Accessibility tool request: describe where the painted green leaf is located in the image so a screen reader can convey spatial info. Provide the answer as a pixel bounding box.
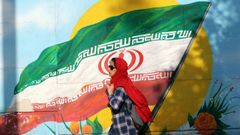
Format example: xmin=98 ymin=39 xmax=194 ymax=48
xmin=60 ymin=114 xmax=74 ymax=135
xmin=44 ymin=124 xmax=56 ymax=135
xmin=86 ymin=118 xmax=98 ymax=134
xmin=86 ymin=117 xmax=103 ymax=134
xmin=188 ymin=113 xmax=194 ymax=127
xmin=94 ymin=117 xmax=103 ymax=134
xmin=213 ymin=129 xmax=227 ymax=135
xmin=86 ymin=118 xmax=95 ymax=127
xmin=217 ymin=119 xmax=230 ymax=129
xmin=79 ymin=121 xmax=83 ymax=134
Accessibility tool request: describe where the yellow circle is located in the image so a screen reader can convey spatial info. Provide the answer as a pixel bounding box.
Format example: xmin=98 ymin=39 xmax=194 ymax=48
xmin=71 ymin=0 xmax=212 ymax=132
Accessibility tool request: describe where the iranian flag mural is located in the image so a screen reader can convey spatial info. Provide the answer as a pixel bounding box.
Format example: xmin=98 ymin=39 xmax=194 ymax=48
xmin=0 ymin=1 xmax=210 ymax=134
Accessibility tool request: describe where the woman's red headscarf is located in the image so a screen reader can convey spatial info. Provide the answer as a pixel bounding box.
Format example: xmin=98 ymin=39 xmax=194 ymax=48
xmin=110 ymin=58 xmax=152 ymax=122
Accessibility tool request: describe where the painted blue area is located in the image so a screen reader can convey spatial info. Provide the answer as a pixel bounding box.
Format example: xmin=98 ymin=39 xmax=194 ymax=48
xmin=26 ymin=121 xmax=87 ymax=135
xmin=15 ymin=0 xmax=98 ymax=68
xmin=6 ymin=0 xmax=95 ymax=134
xmin=0 ymin=0 xmax=97 ymax=111
xmin=178 ymin=0 xmax=240 ymax=129
xmin=203 ymin=0 xmax=240 ymax=79
xmin=202 ymin=0 xmax=240 ymax=128
xmin=25 ymin=122 xmax=57 ymax=135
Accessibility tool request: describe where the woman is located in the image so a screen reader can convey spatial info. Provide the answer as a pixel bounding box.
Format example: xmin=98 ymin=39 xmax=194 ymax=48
xmin=106 ymin=57 xmax=152 ymax=135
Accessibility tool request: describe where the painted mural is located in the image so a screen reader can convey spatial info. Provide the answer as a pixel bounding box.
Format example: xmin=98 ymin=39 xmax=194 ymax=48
xmin=0 ymin=0 xmax=240 ymax=135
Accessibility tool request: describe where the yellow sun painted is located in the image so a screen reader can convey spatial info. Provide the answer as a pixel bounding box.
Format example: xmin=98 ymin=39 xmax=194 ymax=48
xmin=71 ymin=0 xmax=212 ymax=132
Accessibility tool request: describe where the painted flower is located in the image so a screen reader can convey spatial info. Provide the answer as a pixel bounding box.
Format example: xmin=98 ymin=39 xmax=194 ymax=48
xmin=82 ymin=124 xmax=92 ymax=134
xmin=188 ymin=81 xmax=234 ymax=135
xmin=69 ymin=121 xmax=80 ymax=135
xmin=194 ymin=112 xmax=217 ymax=135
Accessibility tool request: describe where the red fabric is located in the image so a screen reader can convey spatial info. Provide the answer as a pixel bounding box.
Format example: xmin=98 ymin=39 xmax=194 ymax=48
xmin=110 ymin=58 xmax=152 ymax=122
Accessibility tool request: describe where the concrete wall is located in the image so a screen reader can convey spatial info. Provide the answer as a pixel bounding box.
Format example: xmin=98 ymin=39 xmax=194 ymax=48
xmin=0 ymin=0 xmax=240 ymax=134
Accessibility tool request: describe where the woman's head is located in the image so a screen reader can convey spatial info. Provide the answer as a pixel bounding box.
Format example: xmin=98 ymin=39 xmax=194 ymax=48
xmin=108 ymin=57 xmax=128 ymax=78
xmin=108 ymin=58 xmax=117 ymax=77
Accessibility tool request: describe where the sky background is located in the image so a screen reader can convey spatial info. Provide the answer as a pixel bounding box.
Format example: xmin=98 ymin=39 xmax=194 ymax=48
xmin=0 ymin=0 xmax=240 ymax=133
